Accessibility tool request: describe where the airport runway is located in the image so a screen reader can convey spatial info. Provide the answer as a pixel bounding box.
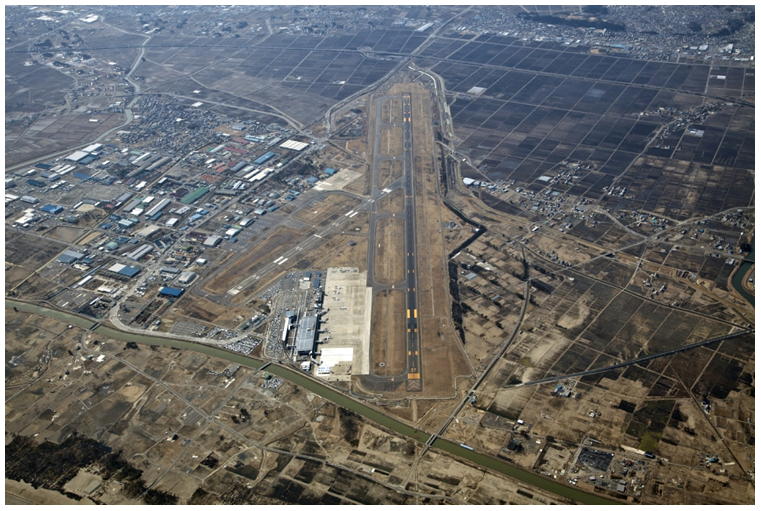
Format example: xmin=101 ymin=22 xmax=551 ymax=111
xmin=365 ymin=92 xmax=421 ymax=391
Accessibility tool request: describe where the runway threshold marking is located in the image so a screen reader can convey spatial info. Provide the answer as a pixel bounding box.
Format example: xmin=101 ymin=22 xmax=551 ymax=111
xmin=278 ymin=258 xmax=288 ymax=265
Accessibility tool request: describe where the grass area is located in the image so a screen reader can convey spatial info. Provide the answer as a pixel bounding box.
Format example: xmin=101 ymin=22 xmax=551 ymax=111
xmin=519 ymin=357 xmax=534 ymax=367
xmin=638 ymin=431 xmax=662 ymax=452
xmin=625 ymin=421 xmax=647 ymax=438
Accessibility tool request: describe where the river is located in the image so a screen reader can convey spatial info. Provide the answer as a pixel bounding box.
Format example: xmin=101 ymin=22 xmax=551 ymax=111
xmin=6 ymin=299 xmax=619 ymax=505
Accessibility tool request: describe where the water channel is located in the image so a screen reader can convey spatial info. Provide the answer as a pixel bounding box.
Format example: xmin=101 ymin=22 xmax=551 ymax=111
xmin=731 ymin=238 xmax=755 ymax=306
xmin=6 ymin=299 xmax=619 ymax=505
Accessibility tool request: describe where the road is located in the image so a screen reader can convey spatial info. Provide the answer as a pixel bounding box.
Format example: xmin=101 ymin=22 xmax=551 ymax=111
xmin=403 ymin=276 xmax=532 ymax=486
xmin=508 ymin=327 xmax=755 ymax=388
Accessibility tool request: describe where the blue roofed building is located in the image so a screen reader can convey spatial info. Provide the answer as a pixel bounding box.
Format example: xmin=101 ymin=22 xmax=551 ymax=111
xmin=159 ymin=286 xmax=183 ymax=297
xmin=253 ymin=152 xmax=276 ymax=165
xmin=324 ymin=168 xmax=337 ymax=176
xmin=41 ymin=204 xmax=64 ymax=214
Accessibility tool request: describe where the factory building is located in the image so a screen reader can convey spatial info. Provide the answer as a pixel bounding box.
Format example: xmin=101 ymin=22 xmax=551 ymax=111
xmin=159 ymin=287 xmax=183 ymax=298
xmin=57 ymin=249 xmax=86 ymax=264
xmin=103 ymin=263 xmax=141 ymax=279
xmin=280 ymin=140 xmax=309 ymax=152
xmin=145 ymin=198 xmax=171 ymax=218
xmin=135 ymin=225 xmax=161 ymax=238
xmin=124 ymin=244 xmax=153 ymax=261
xmin=178 ymin=271 xmax=196 ymax=285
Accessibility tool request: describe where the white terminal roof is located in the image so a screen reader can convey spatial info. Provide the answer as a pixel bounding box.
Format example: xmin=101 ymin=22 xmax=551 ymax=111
xmin=280 ymin=139 xmax=309 ymax=151
xmin=109 ymin=263 xmax=126 ymax=272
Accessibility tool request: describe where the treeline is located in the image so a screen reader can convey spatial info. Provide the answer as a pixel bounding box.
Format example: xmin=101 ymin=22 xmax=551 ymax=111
xmin=6 ymin=433 xmax=178 ymax=505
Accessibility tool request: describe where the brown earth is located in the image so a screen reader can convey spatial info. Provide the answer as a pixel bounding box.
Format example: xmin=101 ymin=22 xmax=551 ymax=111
xmin=370 ymin=289 xmax=407 ymax=376
xmin=373 ymin=216 xmax=405 ymax=285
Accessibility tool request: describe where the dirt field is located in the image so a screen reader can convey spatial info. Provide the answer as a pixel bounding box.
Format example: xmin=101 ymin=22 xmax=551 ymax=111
xmin=381 ymin=98 xmax=402 ymax=124
xmin=379 ymin=127 xmax=402 ymax=157
xmin=377 ymin=159 xmax=403 ymax=189
xmin=173 ymin=295 xmax=252 ymax=328
xmin=370 ymin=289 xmax=406 ymax=376
xmin=5 ymin=229 xmax=68 ymax=292
xmin=377 ymin=189 xmax=404 ymax=214
xmin=293 ymin=194 xmax=361 ymax=227
xmin=373 ymin=216 xmax=405 ymax=285
xmin=44 ymin=225 xmax=87 ymax=243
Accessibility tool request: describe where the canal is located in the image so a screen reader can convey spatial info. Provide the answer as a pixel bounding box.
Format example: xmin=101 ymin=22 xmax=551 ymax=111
xmin=731 ymin=238 xmax=755 ymax=307
xmin=7 ymin=299 xmax=620 ymax=505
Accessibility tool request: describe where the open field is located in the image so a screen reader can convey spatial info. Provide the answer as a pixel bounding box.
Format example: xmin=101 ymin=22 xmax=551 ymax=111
xmin=44 ymin=226 xmax=87 ymax=244
xmin=377 ymin=188 xmax=404 ymax=214
xmin=5 ymin=230 xmax=68 ymax=292
xmin=373 ymin=217 xmax=405 ymax=285
xmin=370 ymin=289 xmax=406 ymax=376
xmin=381 ymin=98 xmax=403 ymax=124
xmin=377 ymin=159 xmax=403 ymax=189
xmin=379 ymin=127 xmax=402 ymax=157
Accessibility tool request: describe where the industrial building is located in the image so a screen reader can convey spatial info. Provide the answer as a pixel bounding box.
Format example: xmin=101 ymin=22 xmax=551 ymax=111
xmin=296 ymin=315 xmax=318 ymax=355
xmin=280 ymin=139 xmax=309 ymax=152
xmin=104 ymin=263 xmax=141 ymax=278
xmin=204 ymin=235 xmax=222 ymax=247
xmin=124 ymin=243 xmax=153 ymax=261
xmin=57 ymin=250 xmax=86 ymax=264
xmin=253 ymin=152 xmax=276 ymax=165
xmin=180 ymin=186 xmax=209 ymax=204
xmin=159 ymin=287 xmax=183 ymax=298
xmin=178 ymin=271 xmax=196 ymax=285
xmin=65 ymin=150 xmax=89 ymax=163
xmin=145 ymin=198 xmax=171 ymax=218
xmin=135 ymin=225 xmax=161 ymax=238
xmin=40 ymin=204 xmax=64 ymax=214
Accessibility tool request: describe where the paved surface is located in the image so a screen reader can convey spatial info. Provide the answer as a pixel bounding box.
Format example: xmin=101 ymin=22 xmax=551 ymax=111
xmin=363 ymin=92 xmax=421 ymax=391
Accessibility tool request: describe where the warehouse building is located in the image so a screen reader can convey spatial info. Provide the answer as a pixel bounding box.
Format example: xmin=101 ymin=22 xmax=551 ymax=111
xmin=124 ymin=244 xmax=153 ymax=261
xmin=253 ymin=152 xmax=276 ymax=165
xmin=280 ymin=140 xmax=309 ymax=152
xmin=180 ymin=186 xmax=209 ymax=205
xmin=135 ymin=225 xmax=161 ymax=238
xmin=104 ymin=263 xmax=141 ymax=279
xmin=159 ymin=287 xmax=183 ymax=298
xmin=178 ymin=271 xmax=196 ymax=285
xmin=57 ymin=249 xmax=86 ymax=264
xmin=65 ymin=150 xmax=89 ymax=163
xmin=41 ymin=204 xmax=64 ymax=214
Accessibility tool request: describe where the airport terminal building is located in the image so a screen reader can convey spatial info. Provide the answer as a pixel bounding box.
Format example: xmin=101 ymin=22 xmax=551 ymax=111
xmin=296 ymin=315 xmax=317 ymax=355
